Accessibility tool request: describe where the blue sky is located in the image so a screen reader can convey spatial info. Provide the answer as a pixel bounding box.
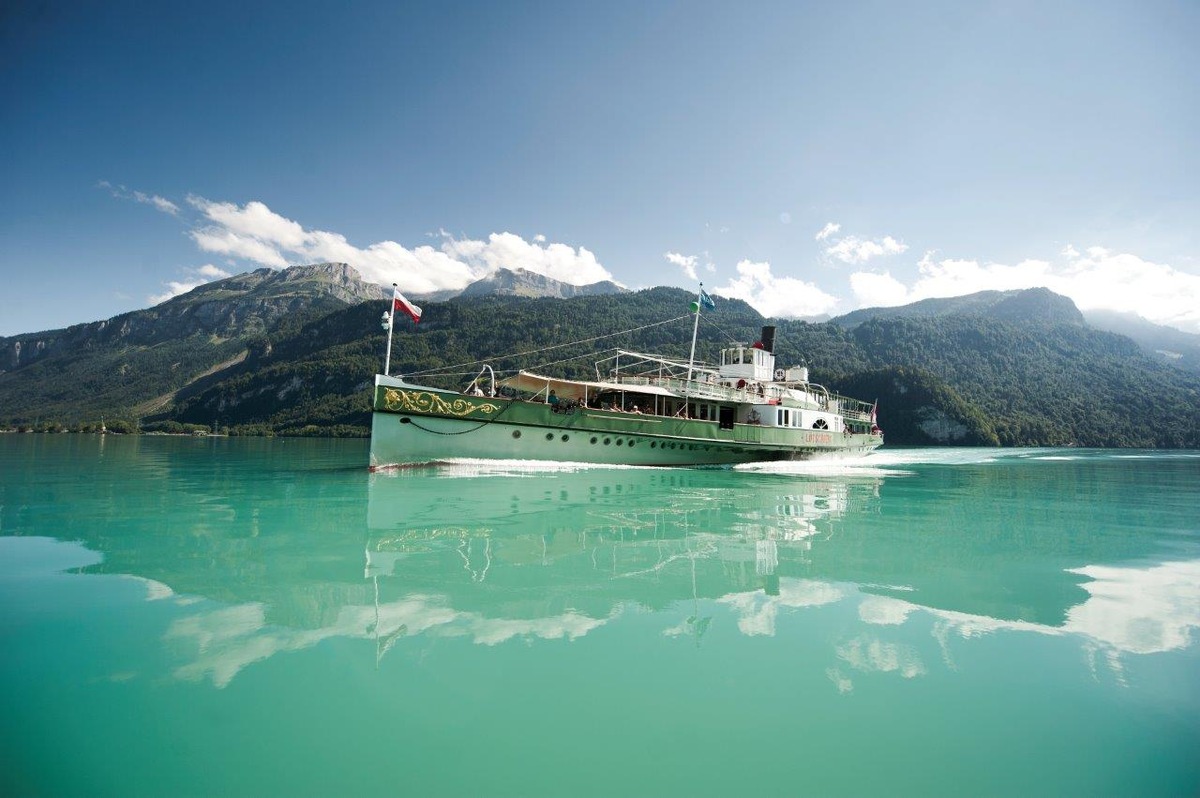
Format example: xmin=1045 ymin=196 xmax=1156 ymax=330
xmin=2 ymin=0 xmax=1198 ymax=336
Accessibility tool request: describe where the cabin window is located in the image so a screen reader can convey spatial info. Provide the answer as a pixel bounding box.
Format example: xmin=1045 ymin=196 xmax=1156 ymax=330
xmin=813 ymin=418 xmax=828 ymax=430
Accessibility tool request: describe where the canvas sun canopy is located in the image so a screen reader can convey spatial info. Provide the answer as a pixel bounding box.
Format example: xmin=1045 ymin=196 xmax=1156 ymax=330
xmin=498 ymin=370 xmax=680 ymax=402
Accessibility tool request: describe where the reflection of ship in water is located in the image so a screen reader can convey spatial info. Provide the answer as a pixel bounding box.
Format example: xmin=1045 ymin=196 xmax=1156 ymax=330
xmin=356 ymin=467 xmax=880 ymax=663
xmin=366 ymin=466 xmax=870 ymax=613
xmin=35 ymin=447 xmax=1195 ymax=687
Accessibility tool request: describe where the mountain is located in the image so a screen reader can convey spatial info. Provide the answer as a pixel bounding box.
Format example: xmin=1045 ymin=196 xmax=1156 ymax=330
xmin=159 ymin=286 xmax=1200 ymax=447
xmin=415 ymin=268 xmax=627 ymax=302
xmin=0 ymin=263 xmax=388 ymax=423
xmin=1083 ymin=309 xmax=1200 ymax=374
xmin=831 ymin=287 xmax=1086 ymax=328
xmin=3 ymin=279 xmax=1198 ymax=448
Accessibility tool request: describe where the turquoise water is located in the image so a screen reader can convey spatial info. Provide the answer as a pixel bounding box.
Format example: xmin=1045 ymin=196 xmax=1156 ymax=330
xmin=1 ymin=435 xmax=1198 ymax=796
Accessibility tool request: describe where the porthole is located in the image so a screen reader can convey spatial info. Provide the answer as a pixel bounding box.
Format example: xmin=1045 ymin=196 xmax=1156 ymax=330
xmin=561 ymin=434 xmax=569 ymax=442
xmin=603 ymin=437 xmax=611 ymax=445
xmin=590 ymin=437 xmax=598 ymax=444
xmin=615 ymin=439 xmax=623 ymax=446
xmin=650 ymin=442 xmax=657 ymax=448
xmin=628 ymin=441 xmax=636 ymax=448
xmin=545 ymin=432 xmax=554 ymax=441
xmin=512 ymin=430 xmax=522 ymax=439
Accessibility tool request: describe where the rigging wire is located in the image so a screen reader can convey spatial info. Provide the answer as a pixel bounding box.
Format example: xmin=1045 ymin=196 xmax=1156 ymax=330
xmin=404 ymin=314 xmax=692 ymax=377
xmin=697 ymin=314 xmax=752 ymax=349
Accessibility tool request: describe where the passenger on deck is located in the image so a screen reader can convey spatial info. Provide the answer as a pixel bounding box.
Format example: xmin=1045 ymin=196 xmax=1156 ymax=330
xmin=548 ymin=390 xmax=560 ymax=407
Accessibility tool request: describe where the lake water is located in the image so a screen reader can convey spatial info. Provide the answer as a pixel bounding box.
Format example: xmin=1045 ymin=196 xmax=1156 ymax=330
xmin=1 ymin=435 xmax=1197 ymax=796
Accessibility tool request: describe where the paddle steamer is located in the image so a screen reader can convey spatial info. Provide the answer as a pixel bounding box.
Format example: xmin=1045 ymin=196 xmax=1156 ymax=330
xmin=369 ymin=289 xmax=882 ymax=468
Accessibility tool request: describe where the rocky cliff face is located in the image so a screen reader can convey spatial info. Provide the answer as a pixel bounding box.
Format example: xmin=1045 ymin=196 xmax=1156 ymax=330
xmin=418 ymin=268 xmax=627 ymax=302
xmin=1 ymin=263 xmax=389 ymax=372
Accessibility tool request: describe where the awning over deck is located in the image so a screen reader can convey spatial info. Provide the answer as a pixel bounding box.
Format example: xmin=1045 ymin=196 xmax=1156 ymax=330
xmin=498 ymin=370 xmax=680 ymax=402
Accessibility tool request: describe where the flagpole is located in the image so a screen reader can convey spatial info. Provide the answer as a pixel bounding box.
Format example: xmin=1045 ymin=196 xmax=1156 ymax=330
xmin=685 ymin=283 xmax=704 ymax=389
xmin=383 ymin=283 xmax=397 ymax=376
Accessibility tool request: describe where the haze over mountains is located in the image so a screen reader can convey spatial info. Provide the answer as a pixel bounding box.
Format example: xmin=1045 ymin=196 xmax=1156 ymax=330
xmin=1 ymin=263 xmax=1197 ymax=447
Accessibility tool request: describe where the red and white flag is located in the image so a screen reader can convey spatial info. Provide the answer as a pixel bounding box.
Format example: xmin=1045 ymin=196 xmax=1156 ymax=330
xmin=393 ymin=290 xmax=422 ymax=324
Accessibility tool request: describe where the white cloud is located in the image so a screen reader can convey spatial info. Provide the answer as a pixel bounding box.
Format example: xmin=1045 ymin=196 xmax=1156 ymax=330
xmin=99 ymin=181 xmax=179 ymax=215
xmin=196 ymin=264 xmax=231 ymax=279
xmin=714 ymin=259 xmax=840 ymax=318
xmin=179 ymin=196 xmax=619 ymax=295
xmin=826 ymin=234 xmax=908 ymax=265
xmin=814 ymin=222 xmax=841 ymax=241
xmin=133 ymin=191 xmax=179 ymax=215
xmin=148 ymin=263 xmax=233 ymax=305
xmin=1058 ymin=246 xmax=1200 ymax=332
xmin=189 ymin=227 xmax=291 ymax=268
xmin=664 ymin=251 xmax=698 ymax=281
xmin=848 ymin=270 xmax=910 ymax=308
xmin=861 ymin=246 xmax=1200 ymax=333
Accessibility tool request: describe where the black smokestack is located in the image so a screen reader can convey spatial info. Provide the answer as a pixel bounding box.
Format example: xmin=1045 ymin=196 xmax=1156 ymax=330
xmin=760 ymin=325 xmax=776 ymax=353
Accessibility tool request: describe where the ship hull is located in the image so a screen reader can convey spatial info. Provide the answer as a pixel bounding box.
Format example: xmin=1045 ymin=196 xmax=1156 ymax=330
xmin=369 ymin=378 xmax=881 ymax=469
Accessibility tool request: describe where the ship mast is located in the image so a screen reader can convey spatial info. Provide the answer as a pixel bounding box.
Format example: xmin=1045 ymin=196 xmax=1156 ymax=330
xmin=685 ymin=283 xmax=705 ymax=390
xmin=382 ymin=283 xmax=397 ymax=376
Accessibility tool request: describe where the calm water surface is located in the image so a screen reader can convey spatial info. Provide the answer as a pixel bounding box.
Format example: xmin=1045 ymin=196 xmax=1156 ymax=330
xmin=1 ymin=435 xmax=1198 ymax=796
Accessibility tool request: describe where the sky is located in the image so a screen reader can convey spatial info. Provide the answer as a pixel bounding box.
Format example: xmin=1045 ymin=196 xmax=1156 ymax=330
xmin=2 ymin=0 xmax=1198 ymax=336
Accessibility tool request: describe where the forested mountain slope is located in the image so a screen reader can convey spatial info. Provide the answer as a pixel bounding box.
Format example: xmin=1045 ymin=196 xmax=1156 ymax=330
xmin=0 ymin=263 xmax=386 ymax=422
xmin=4 ymin=279 xmax=1197 ymax=447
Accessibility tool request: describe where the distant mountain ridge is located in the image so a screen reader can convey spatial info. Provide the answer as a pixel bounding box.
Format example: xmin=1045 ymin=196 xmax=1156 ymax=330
xmin=0 ymin=262 xmax=388 ymax=420
xmin=831 ymin=287 xmax=1086 ymax=328
xmin=2 ymin=262 xmax=387 ymax=370
xmin=415 ymin=268 xmax=627 ymax=302
xmin=2 ymin=274 xmax=1198 ymax=448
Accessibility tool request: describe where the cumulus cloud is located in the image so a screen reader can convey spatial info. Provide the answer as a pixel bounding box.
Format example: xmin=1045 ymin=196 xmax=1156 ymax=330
xmin=848 ymin=270 xmax=909 ymax=308
xmin=148 ymin=263 xmax=233 ymax=304
xmin=814 ymin=222 xmax=840 ymax=241
xmin=1059 ymin=246 xmax=1200 ymax=332
xmin=714 ymin=259 xmax=840 ymax=318
xmin=849 ymin=246 xmax=1200 ymax=332
xmin=826 ymin=234 xmax=908 ymax=265
xmin=180 ymin=196 xmax=618 ymax=295
xmin=664 ymin=251 xmax=698 ymax=281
